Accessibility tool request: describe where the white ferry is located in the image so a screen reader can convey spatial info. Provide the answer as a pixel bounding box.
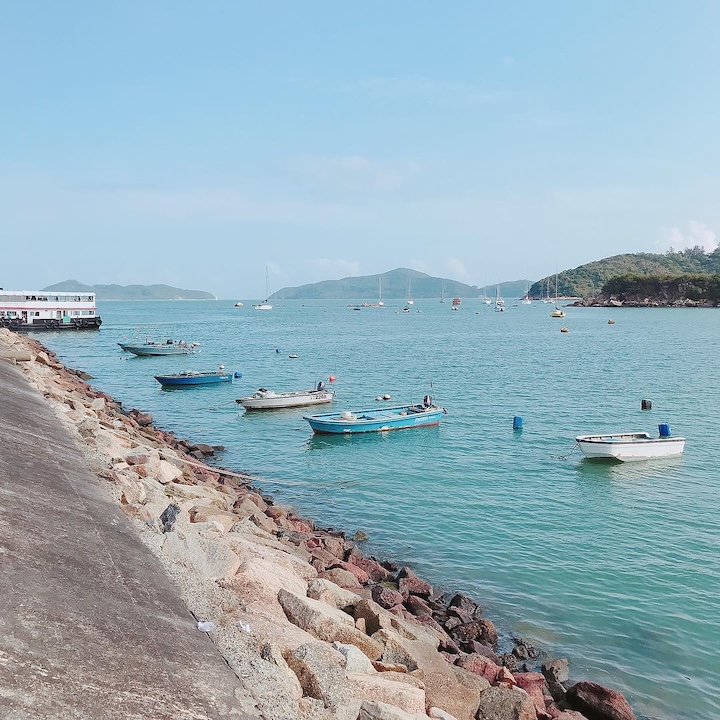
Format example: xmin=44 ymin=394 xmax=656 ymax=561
xmin=0 ymin=289 xmax=102 ymax=331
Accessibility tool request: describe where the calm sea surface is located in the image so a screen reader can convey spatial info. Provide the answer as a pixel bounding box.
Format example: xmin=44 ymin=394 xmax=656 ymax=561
xmin=36 ymin=299 xmax=720 ymax=720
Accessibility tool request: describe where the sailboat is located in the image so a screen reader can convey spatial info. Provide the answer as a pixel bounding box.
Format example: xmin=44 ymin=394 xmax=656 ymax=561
xmin=494 ymin=286 xmax=505 ymax=312
xmin=481 ymin=285 xmax=492 ymax=305
xmin=254 ymin=266 xmax=273 ymax=310
xmin=522 ymin=282 xmax=532 ymax=305
xmin=543 ymin=277 xmax=554 ymax=303
xmin=550 ymin=273 xmax=565 ymax=318
xmin=440 ymin=280 xmax=446 ymax=303
xmin=406 ymin=276 xmax=414 ymax=305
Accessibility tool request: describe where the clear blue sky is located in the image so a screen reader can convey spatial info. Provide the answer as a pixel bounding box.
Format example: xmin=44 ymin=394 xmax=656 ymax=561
xmin=2 ymin=1 xmax=719 ymax=299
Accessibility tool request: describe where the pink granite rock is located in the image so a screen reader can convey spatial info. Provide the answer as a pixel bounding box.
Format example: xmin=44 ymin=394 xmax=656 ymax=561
xmin=565 ymin=681 xmax=636 ymax=720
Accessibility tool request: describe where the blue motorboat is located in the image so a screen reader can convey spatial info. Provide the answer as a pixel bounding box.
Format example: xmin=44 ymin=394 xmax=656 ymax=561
xmin=303 ymin=397 xmax=445 ymax=434
xmin=154 ymin=367 xmax=242 ymax=387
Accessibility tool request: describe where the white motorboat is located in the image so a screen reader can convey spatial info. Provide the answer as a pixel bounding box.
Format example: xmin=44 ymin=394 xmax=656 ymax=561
xmin=576 ymin=430 xmax=685 ymax=462
xmin=237 ymin=383 xmax=334 ymax=410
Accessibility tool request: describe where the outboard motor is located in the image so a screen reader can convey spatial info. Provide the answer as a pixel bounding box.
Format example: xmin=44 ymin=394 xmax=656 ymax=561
xmin=423 ymin=395 xmax=433 ymax=408
xmin=317 ymin=381 xmax=326 ymax=392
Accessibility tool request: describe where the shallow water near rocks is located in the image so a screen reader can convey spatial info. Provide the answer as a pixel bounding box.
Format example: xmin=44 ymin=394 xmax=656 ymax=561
xmin=38 ymin=299 xmax=720 ymax=720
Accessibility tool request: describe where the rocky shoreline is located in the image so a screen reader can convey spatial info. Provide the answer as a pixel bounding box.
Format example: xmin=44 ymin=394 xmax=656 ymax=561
xmin=570 ymin=296 xmax=718 ymax=308
xmin=1 ymin=328 xmax=638 ymax=720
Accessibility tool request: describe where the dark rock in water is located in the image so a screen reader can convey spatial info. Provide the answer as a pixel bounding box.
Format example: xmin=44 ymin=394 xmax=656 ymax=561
xmin=353 ymin=529 xmax=369 ymax=542
xmin=498 ymin=653 xmax=521 ymax=672
xmin=449 ymin=618 xmax=498 ymax=648
xmin=74 ymin=370 xmax=94 ymax=379
xmin=566 ymin=681 xmax=636 ymax=720
xmin=512 ymin=637 xmax=538 ymax=660
xmin=396 ymin=566 xmax=433 ymax=598
xmin=211 ymin=444 xmax=225 ymax=452
xmin=449 ymin=592 xmax=483 ymax=618
xmin=160 ymin=503 xmax=181 ymax=533
xmin=190 ymin=443 xmax=215 ymax=456
xmin=371 ymin=584 xmax=404 ymax=609
xmin=380 ymin=559 xmax=399 ymax=573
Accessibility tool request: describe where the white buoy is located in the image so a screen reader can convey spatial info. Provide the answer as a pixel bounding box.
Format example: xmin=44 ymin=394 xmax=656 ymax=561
xmin=383 ymin=394 xmax=391 ymax=400
xmin=375 ymin=396 xmax=383 ymax=401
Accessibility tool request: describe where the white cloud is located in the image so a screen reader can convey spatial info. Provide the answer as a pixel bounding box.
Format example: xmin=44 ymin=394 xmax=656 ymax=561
xmin=657 ymin=220 xmax=718 ymax=252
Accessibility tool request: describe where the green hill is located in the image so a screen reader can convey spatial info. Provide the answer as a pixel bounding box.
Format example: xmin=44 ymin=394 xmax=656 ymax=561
xmin=42 ymin=280 xmax=215 ymax=301
xmin=270 ymin=268 xmax=532 ymax=301
xmin=530 ymin=247 xmax=720 ymax=298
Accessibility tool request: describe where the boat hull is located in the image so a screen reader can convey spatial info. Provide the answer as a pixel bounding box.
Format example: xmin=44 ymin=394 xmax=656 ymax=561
xmin=576 ymin=433 xmax=685 ymax=461
xmin=155 ymin=373 xmax=233 ymax=386
xmin=304 ymin=405 xmax=445 ymax=434
xmin=239 ymin=390 xmax=334 ymax=410
xmin=3 ymin=318 xmax=102 ymax=331
xmin=119 ymin=343 xmax=198 ymax=356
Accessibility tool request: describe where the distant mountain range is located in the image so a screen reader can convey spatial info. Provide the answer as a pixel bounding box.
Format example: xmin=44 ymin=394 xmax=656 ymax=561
xmin=43 ymin=280 xmax=215 ymax=301
xmin=270 ymin=268 xmax=531 ymax=300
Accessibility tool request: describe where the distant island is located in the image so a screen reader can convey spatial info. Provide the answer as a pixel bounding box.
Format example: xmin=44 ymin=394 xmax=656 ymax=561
xmin=270 ymin=268 xmax=531 ymax=301
xmin=43 ymin=280 xmax=216 ymax=301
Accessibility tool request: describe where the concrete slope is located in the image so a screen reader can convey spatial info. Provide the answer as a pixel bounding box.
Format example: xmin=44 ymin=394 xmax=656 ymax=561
xmin=0 ymin=359 xmax=258 ymax=719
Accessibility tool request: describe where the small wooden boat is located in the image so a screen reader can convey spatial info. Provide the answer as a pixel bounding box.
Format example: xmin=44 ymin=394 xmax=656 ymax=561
xmin=154 ymin=367 xmax=241 ymax=386
xmin=237 ymin=383 xmax=334 ymax=410
xmin=576 ymin=428 xmax=685 ymax=462
xmin=304 ymin=396 xmax=445 ymax=434
xmin=118 ymin=338 xmax=200 ymax=356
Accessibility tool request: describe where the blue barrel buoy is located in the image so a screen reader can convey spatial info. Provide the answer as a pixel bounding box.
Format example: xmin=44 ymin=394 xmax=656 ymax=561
xmin=658 ymin=423 xmax=671 ymax=438
xmin=234 ymin=372 xmax=243 ymax=378
xmin=513 ymin=416 xmax=523 ymax=430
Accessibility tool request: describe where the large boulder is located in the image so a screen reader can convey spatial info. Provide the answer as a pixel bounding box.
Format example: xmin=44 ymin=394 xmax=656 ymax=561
xmin=565 ymin=682 xmax=636 ymax=720
xmin=358 ymin=700 xmax=426 ymax=720
xmin=475 ymin=686 xmax=538 ymax=720
xmin=513 ymin=673 xmax=547 ymax=716
xmin=278 ymin=589 xmax=383 ymax=660
xmin=348 ymin=673 xmax=426 ymax=715
xmin=284 ymin=642 xmax=349 ymax=707
xmin=307 ymin=578 xmax=362 ymax=611
xmin=372 ymin=585 xmax=404 ymax=610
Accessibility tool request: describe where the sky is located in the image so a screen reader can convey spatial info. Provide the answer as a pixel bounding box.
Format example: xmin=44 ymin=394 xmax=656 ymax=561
xmin=1 ymin=1 xmax=719 ymax=299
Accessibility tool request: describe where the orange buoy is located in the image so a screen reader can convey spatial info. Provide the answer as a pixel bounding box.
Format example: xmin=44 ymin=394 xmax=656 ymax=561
xmin=328 ymin=375 xmax=336 ymax=382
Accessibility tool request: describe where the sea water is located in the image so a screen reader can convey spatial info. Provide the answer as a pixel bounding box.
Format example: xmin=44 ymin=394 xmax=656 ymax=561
xmin=38 ymin=299 xmax=720 ymax=720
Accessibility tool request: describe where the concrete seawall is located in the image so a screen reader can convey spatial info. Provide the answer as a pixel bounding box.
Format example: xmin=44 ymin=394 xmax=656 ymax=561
xmin=0 ymin=357 xmax=256 ymax=719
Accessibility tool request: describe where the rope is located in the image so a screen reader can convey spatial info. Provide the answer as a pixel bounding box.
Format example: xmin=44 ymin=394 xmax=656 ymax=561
xmin=558 ymin=442 xmax=579 ymax=461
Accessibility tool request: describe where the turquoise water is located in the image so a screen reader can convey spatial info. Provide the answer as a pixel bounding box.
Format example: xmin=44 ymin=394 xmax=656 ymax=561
xmin=37 ymin=300 xmax=720 ymax=720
